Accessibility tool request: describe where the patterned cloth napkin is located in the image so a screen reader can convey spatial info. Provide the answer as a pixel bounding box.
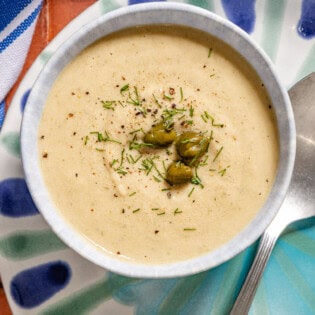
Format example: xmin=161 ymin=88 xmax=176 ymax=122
xmin=0 ymin=0 xmax=43 ymax=128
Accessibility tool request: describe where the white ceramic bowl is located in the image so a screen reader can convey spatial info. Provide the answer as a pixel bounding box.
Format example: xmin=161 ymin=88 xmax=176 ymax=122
xmin=21 ymin=2 xmax=295 ymax=278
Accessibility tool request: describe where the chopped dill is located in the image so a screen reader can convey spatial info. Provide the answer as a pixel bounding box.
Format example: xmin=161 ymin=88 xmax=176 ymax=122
xmin=162 ymin=107 xmax=186 ymax=121
xmin=157 ymin=212 xmax=166 ymax=215
xmin=191 ymin=176 xmax=203 ymax=188
xmin=115 ymin=167 xmax=127 ymax=175
xmin=110 ymin=159 xmax=119 ymax=167
xmin=183 ymin=228 xmax=196 ymax=231
xmin=218 ymin=165 xmax=230 ymax=176
xmin=132 ymin=208 xmax=140 ymax=213
xmin=191 ymin=165 xmax=204 ymax=188
xmin=204 ymin=111 xmax=224 ymax=127
xmin=213 ymin=146 xmax=223 ymax=162
xmin=95 ymin=148 xmax=105 ymax=152
xmin=208 ymin=47 xmax=213 ymax=58
xmin=129 ymin=128 xmax=145 ymax=135
xmin=127 ymin=86 xmax=141 ymax=106
xmin=151 ymin=208 xmax=159 ymax=211
xmin=129 ymin=141 xmax=154 ymax=151
xmin=120 ymin=84 xmax=129 ymax=95
xmin=84 ymin=135 xmax=89 ymax=145
xmin=140 ymin=158 xmax=155 ymax=175
xmin=90 ymin=131 xmax=121 ymax=144
xmin=180 ymin=87 xmax=184 ymax=102
xmin=120 ymin=148 xmax=125 ymax=166
xmin=152 ymin=93 xmax=162 ymax=108
xmin=199 ymin=155 xmax=209 ymax=166
xmin=208 ymin=130 xmax=214 ymax=146
xmin=128 ymin=191 xmax=136 ymax=196
xmin=189 ymin=105 xmax=194 ymax=117
xmin=188 ymin=187 xmax=195 ymax=198
xmin=101 ymin=100 xmax=115 ymax=110
xmin=174 ymin=208 xmax=182 ymax=215
xmin=201 ymin=114 xmax=208 ymax=123
xmin=163 ymin=93 xmax=174 ymax=101
xmin=128 ymin=153 xmax=142 ymax=164
xmin=153 ymin=175 xmax=162 ymax=182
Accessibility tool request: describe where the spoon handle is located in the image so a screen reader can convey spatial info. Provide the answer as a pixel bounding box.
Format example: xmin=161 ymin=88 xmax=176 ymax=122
xmin=230 ymin=229 xmax=281 ymax=315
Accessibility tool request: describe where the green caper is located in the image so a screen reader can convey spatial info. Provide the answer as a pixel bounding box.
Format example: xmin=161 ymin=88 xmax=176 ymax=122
xmin=176 ymin=131 xmax=209 ymax=165
xmin=166 ymin=162 xmax=193 ymax=185
xmin=143 ymin=121 xmax=176 ymax=147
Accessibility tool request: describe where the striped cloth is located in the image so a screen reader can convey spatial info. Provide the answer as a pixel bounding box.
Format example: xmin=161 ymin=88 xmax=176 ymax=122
xmin=0 ymin=0 xmax=43 ymax=128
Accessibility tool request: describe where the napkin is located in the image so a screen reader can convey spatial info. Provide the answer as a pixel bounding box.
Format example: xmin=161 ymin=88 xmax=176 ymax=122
xmin=0 ymin=0 xmax=43 ymax=128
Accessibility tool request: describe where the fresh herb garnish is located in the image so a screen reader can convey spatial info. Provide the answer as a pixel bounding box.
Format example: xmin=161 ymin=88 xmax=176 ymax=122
xmin=90 ymin=131 xmax=122 ymax=144
xmin=120 ymin=148 xmax=125 ymax=166
xmin=183 ymin=228 xmax=196 ymax=231
xmin=110 ymin=159 xmax=119 ymax=167
xmin=115 ymin=167 xmax=127 ymax=175
xmin=180 ymin=87 xmax=184 ymax=102
xmin=140 ymin=158 xmax=155 ymax=175
xmin=129 ymin=128 xmax=145 ymax=135
xmin=202 ymin=111 xmax=224 ymax=127
xmin=189 ymin=105 xmax=194 ymax=117
xmin=132 ymin=208 xmax=140 ymax=213
xmin=127 ymin=86 xmax=141 ymax=106
xmin=102 ymin=100 xmax=116 ymax=110
xmin=213 ymin=146 xmax=223 ymax=162
xmin=153 ymin=175 xmax=162 ymax=182
xmin=188 ymin=187 xmax=195 ymax=197
xmin=129 ymin=141 xmax=154 ymax=151
xmin=218 ymin=165 xmax=230 ymax=176
xmin=174 ymin=208 xmax=182 ymax=215
xmin=191 ymin=165 xmax=204 ymax=188
xmin=152 ymin=93 xmax=162 ymax=108
xmin=84 ymin=135 xmax=89 ymax=145
xmin=208 ymin=48 xmax=213 ymax=58
xmin=129 ymin=191 xmax=136 ymax=196
xmin=120 ymin=84 xmax=129 ymax=95
xmin=163 ymin=93 xmax=174 ymax=101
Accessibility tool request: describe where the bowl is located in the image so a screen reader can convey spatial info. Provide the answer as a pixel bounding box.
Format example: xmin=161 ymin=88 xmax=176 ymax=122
xmin=21 ymin=2 xmax=296 ymax=278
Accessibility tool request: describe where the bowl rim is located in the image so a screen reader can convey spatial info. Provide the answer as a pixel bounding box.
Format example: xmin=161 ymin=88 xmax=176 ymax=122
xmin=21 ymin=2 xmax=296 ymax=278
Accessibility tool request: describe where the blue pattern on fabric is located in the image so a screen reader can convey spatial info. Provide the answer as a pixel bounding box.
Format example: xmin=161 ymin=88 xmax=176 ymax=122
xmin=221 ymin=0 xmax=256 ymax=33
xmin=129 ymin=0 xmax=166 ymax=5
xmin=10 ymin=261 xmax=71 ymax=308
xmin=0 ymin=178 xmax=39 ymax=217
xmin=0 ymin=0 xmax=33 ymax=33
xmin=20 ymin=89 xmax=31 ymax=112
xmin=297 ymin=0 xmax=315 ymax=38
xmin=0 ymin=2 xmax=42 ymax=53
xmin=0 ymin=100 xmax=5 ymax=129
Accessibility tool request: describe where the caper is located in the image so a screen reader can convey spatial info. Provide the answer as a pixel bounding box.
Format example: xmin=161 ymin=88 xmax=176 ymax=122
xmin=143 ymin=121 xmax=176 ymax=147
xmin=176 ymin=131 xmax=209 ymax=165
xmin=166 ymin=162 xmax=193 ymax=185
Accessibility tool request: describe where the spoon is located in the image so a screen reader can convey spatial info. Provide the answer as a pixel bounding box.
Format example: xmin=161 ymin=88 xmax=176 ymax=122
xmin=230 ymin=72 xmax=315 ymax=315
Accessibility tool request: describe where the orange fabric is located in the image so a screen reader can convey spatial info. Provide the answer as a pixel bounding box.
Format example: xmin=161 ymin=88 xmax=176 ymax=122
xmin=0 ymin=287 xmax=12 ymax=315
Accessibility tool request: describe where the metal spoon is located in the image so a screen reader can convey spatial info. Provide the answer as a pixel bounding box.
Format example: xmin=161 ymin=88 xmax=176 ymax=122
xmin=230 ymin=72 xmax=315 ymax=315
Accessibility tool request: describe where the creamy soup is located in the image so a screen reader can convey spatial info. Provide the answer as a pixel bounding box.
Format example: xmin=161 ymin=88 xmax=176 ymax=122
xmin=38 ymin=26 xmax=279 ymax=264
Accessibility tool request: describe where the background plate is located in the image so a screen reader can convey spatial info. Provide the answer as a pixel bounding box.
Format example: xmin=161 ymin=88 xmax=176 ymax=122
xmin=0 ymin=0 xmax=314 ymax=314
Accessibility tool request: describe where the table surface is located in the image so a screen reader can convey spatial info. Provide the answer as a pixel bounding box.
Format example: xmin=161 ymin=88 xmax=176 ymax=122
xmin=1 ymin=2 xmax=97 ymax=313
xmin=1 ymin=1 xmax=314 ymax=314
